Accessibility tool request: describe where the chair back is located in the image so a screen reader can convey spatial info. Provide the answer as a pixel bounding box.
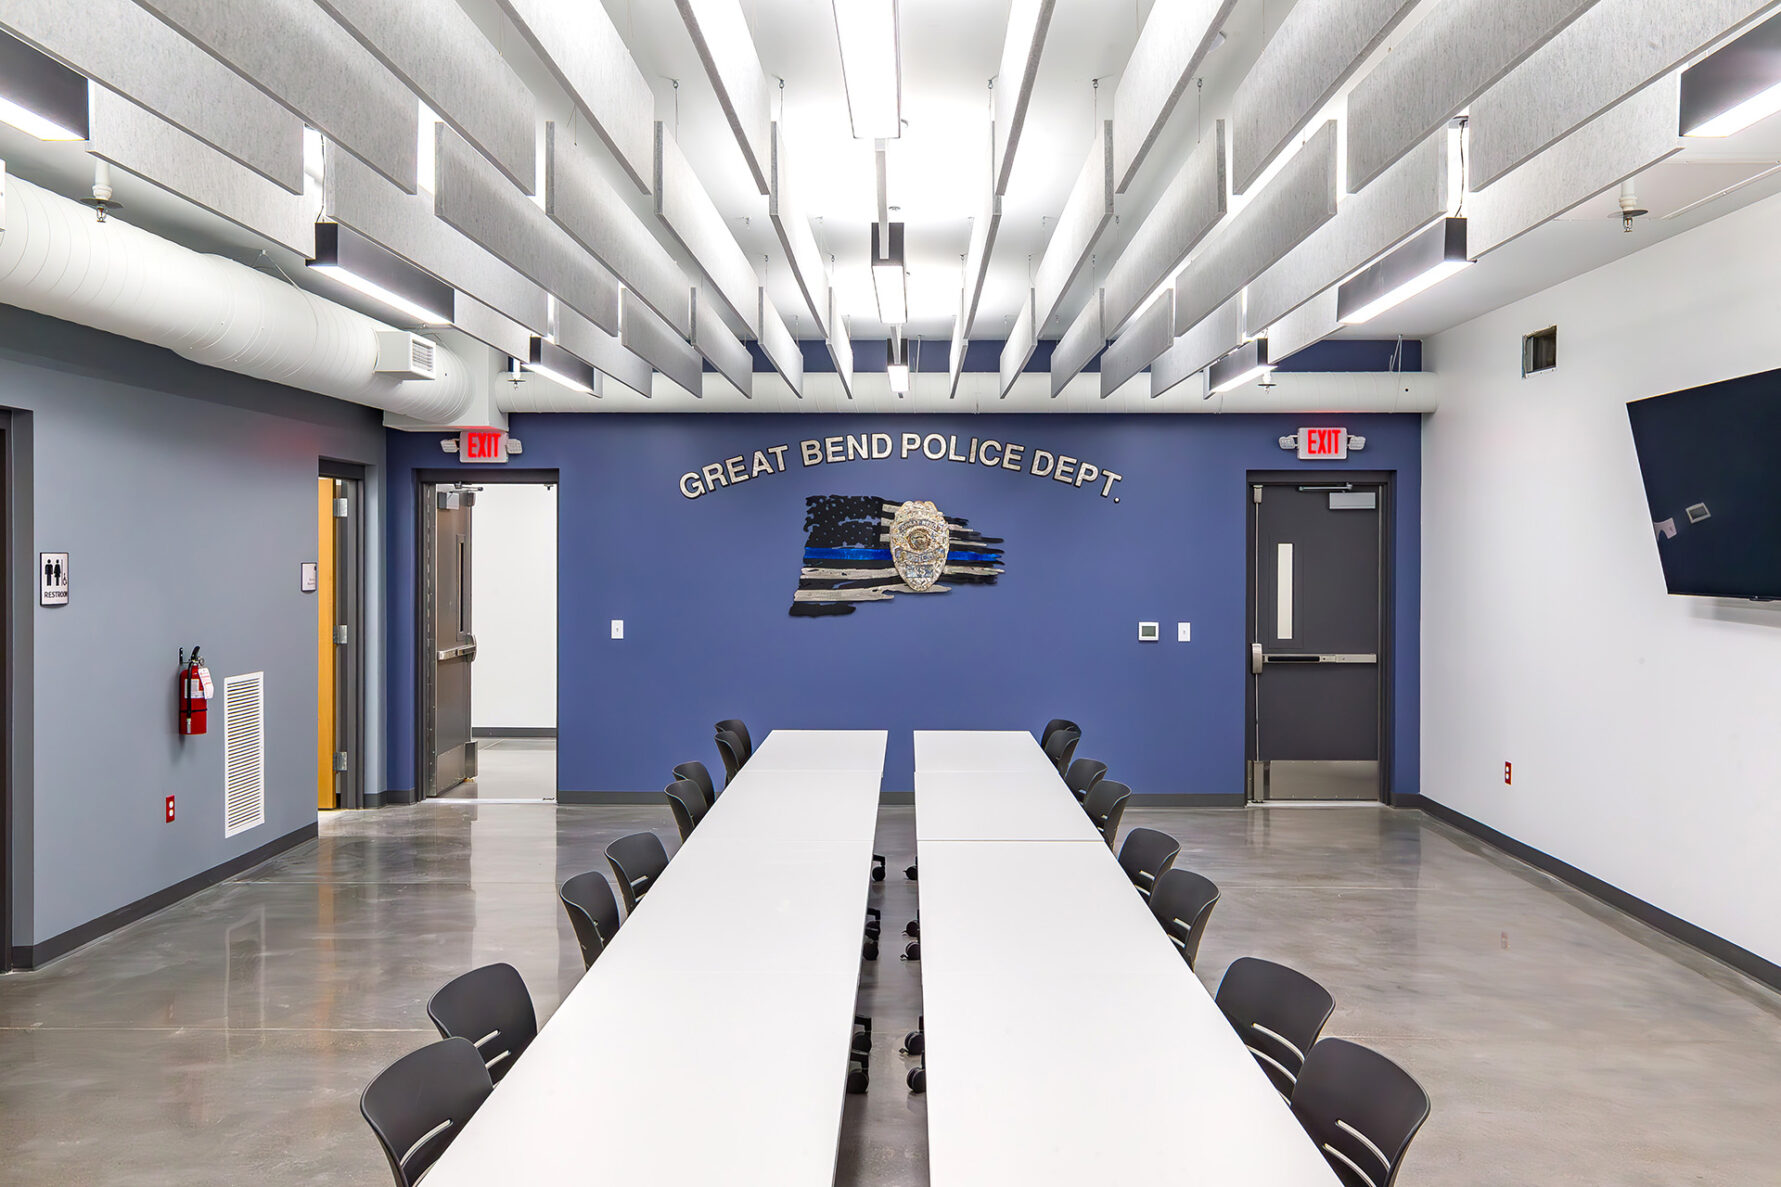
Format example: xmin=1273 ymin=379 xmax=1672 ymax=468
xmin=426 ymin=963 xmax=537 ymax=1084
xmin=1042 ymin=726 xmax=1080 ymax=774
xmin=1116 ymin=827 xmax=1181 ymax=901
xmin=559 ymin=871 xmax=622 ymax=969
xmin=1063 ymin=757 xmax=1108 ymax=802
xmin=360 ymin=1037 xmax=493 ymax=1186
xmin=1149 ymin=867 xmax=1220 ymax=969
xmin=1039 ymin=718 xmax=1079 ymax=748
xmin=714 ymin=729 xmax=747 ymax=786
xmin=1082 ymin=779 xmax=1131 ymax=847
xmin=665 ymin=778 xmax=709 ymax=841
xmin=713 ymin=719 xmax=753 ymax=761
xmin=671 ymin=760 xmax=717 ymax=807
xmin=1291 ymin=1038 xmax=1431 ymax=1187
xmin=606 ymin=831 xmax=670 ymax=912
xmin=1215 ymin=957 xmax=1334 ymax=1098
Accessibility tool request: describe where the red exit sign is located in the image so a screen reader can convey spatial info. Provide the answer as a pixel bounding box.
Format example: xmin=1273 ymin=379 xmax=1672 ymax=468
xmin=459 ymin=429 xmax=508 ymax=464
xmin=1298 ymin=426 xmax=1348 ymax=460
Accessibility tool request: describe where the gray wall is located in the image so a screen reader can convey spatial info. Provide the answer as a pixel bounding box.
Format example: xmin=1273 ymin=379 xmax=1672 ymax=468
xmin=0 ymin=307 xmax=386 ymax=949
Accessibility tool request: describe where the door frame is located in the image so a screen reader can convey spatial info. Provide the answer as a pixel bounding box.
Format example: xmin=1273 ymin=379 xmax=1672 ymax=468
xmin=319 ymin=460 xmax=367 ymax=810
xmin=1243 ymin=470 xmax=1397 ymax=805
xmin=1 ymin=413 xmax=12 ymax=971
xmin=412 ymin=468 xmax=559 ymax=802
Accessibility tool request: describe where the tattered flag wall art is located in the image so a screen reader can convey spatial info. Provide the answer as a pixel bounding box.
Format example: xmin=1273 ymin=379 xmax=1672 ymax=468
xmin=791 ymin=495 xmax=1006 ymax=617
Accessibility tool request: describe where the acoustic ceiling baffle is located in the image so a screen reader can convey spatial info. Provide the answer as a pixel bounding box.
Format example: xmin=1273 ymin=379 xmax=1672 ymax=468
xmin=309 ymin=222 xmax=454 ymax=325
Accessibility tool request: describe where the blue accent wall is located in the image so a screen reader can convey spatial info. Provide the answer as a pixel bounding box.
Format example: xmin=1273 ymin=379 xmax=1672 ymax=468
xmin=386 ymin=414 xmax=1420 ymax=797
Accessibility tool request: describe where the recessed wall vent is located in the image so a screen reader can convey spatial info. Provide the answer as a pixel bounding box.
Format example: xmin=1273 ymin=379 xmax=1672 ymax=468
xmin=1522 ymin=325 xmax=1558 ymax=376
xmin=223 ymin=672 xmax=266 ymax=838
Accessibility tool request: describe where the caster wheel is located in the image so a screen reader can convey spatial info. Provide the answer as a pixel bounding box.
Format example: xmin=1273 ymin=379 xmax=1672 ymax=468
xmin=864 ymin=922 xmax=881 ymax=941
xmin=848 ymin=1067 xmax=869 ymax=1094
xmin=852 ymin=1031 xmax=872 ymax=1056
xmin=907 ymin=1067 xmax=926 ymax=1094
xmin=904 ymin=919 xmax=920 ymax=938
xmin=872 ymin=855 xmax=887 ymax=882
xmin=904 ymin=865 xmax=919 ymax=881
xmin=901 ymin=1030 xmax=924 ymax=1056
xmin=863 ymin=941 xmax=879 ymax=961
xmin=901 ymin=941 xmax=920 ymax=962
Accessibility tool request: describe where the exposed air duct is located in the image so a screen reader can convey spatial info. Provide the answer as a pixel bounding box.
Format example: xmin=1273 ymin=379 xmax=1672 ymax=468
xmin=0 ymin=169 xmax=475 ymax=423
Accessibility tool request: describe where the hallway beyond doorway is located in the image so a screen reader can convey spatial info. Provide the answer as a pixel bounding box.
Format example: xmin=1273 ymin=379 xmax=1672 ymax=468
xmin=436 ymin=736 xmax=556 ymax=802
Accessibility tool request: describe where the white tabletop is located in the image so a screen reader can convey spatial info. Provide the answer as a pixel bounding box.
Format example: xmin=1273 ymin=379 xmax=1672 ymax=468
xmin=916 ymin=841 xmax=1342 ymax=1187
xmin=914 ymin=770 xmax=1103 ymax=844
xmin=745 ymin=729 xmax=889 ymax=771
xmin=695 ymin=769 xmax=883 ymax=843
xmin=913 ymin=730 xmax=1057 ymax=773
xmin=422 ymin=730 xmax=884 ymax=1187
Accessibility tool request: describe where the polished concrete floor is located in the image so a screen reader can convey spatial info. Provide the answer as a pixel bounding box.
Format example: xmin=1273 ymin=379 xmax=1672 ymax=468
xmin=3 ymin=801 xmax=1780 ymax=1184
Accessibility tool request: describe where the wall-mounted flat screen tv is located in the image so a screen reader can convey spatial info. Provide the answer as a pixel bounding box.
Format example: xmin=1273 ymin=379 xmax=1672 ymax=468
xmin=1626 ymin=369 xmax=1781 ymax=599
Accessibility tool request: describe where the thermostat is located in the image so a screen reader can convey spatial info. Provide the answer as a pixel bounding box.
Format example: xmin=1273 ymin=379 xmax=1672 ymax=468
xmin=1138 ymin=621 xmax=1160 ymax=642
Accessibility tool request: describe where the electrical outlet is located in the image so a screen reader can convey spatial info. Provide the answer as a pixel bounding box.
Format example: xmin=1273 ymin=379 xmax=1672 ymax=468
xmin=611 ymin=619 xmax=624 ymax=640
xmin=1177 ymin=622 xmax=1192 ymax=642
xmin=1503 ymin=762 xmax=1512 ymax=786
xmin=165 ymin=795 xmax=175 ymax=823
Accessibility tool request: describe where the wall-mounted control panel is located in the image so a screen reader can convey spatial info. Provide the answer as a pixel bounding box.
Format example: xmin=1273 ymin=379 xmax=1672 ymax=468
xmin=1138 ymin=621 xmax=1160 ymax=642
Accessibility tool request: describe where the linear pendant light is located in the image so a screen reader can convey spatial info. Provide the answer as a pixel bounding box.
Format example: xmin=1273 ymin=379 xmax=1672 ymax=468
xmin=872 ymin=221 xmax=909 ymax=326
xmin=887 ymin=336 xmax=910 ymax=393
xmin=1337 ymin=217 xmax=1470 ymax=326
xmin=0 ymin=31 xmax=90 ymax=141
xmin=1681 ymin=13 xmax=1781 ymax=137
xmin=1207 ymin=338 xmax=1271 ymax=395
xmin=833 ymin=0 xmax=901 ymax=139
xmin=309 ymin=223 xmax=455 ymax=325
xmin=523 ymin=337 xmax=597 ymax=395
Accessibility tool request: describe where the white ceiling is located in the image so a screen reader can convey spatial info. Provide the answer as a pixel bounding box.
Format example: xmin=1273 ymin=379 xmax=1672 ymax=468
xmin=7 ymin=0 xmax=1781 ymax=379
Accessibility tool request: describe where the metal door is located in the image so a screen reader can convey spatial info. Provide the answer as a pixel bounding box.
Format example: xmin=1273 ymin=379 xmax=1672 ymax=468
xmin=325 ymin=473 xmax=366 ymax=809
xmin=423 ymin=485 xmax=477 ymax=797
xmin=1248 ymin=480 xmax=1385 ymax=801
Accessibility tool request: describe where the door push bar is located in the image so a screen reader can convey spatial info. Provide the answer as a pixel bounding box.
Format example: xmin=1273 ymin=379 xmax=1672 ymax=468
xmin=1252 ymin=643 xmax=1377 ymax=674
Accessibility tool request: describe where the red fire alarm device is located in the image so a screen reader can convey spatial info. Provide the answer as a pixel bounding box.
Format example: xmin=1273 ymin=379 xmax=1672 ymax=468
xmin=1298 ymin=426 xmax=1349 ymax=460
xmin=459 ymin=428 xmax=508 ymax=464
xmin=166 ymin=796 xmax=176 ymax=822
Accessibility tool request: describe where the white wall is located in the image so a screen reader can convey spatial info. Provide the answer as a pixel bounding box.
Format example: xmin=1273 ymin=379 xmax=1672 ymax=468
xmin=471 ymin=483 xmax=558 ymax=731
xmin=1422 ymin=192 xmax=1781 ymax=968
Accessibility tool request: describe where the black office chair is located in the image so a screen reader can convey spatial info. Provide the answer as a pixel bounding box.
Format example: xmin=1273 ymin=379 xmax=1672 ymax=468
xmin=1082 ymin=779 xmax=1131 ymax=848
xmin=1149 ymin=867 xmax=1220 ymax=969
xmin=1292 ymin=1038 xmax=1431 ymax=1187
xmin=714 ymin=718 xmax=753 ymax=763
xmin=606 ymin=831 xmax=669 ymax=912
xmin=559 ymin=870 xmax=622 ymax=970
xmin=1039 ymin=718 xmax=1079 ymax=749
xmin=1042 ymin=726 xmax=1080 ymax=775
xmin=665 ymin=777 xmax=708 ymax=841
xmin=1063 ymin=757 xmax=1108 ymax=804
xmin=1216 ymin=957 xmax=1335 ymax=1099
xmin=361 ymin=1037 xmax=493 ymax=1187
xmin=1116 ymin=827 xmax=1180 ymax=902
xmin=426 ymin=962 xmax=537 ymax=1084
xmin=714 ymin=729 xmax=748 ymax=788
xmin=671 ymin=760 xmax=717 ymax=807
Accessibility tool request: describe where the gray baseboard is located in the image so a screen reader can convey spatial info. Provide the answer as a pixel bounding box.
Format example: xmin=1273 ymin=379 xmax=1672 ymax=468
xmin=1416 ymin=796 xmax=1781 ymax=995
xmin=473 ymin=727 xmax=557 ymax=739
xmin=1129 ymin=793 xmax=1247 ymax=807
xmin=558 ymin=790 xmax=671 ymax=805
xmin=10 ymin=822 xmax=319 ymax=969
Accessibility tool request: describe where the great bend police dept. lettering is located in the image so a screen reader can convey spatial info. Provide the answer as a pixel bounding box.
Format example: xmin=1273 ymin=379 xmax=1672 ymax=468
xmin=677 ymin=433 xmax=1124 ymax=500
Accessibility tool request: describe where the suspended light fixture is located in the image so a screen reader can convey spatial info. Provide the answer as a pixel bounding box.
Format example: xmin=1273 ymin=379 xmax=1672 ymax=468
xmin=1207 ymin=338 xmax=1272 ymax=396
xmin=522 ymin=337 xmax=598 ymax=395
xmin=833 ymin=0 xmax=901 ymax=140
xmin=309 ymin=223 xmax=455 ymax=325
xmin=1681 ymin=13 xmax=1781 ymax=137
xmin=0 ymin=31 xmax=89 ymax=141
xmin=1337 ymin=217 xmax=1470 ymax=326
xmin=872 ymin=221 xmax=909 ymax=326
xmin=887 ymin=335 xmax=910 ymax=394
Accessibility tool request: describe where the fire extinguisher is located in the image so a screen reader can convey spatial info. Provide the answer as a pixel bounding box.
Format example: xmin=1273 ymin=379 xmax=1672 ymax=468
xmin=179 ymin=645 xmax=211 ymax=736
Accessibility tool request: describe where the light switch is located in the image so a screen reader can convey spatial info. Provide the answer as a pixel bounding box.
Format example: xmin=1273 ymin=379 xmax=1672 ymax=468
xmin=611 ymin=619 xmax=624 ymax=640
xmin=1177 ymin=622 xmax=1192 ymax=642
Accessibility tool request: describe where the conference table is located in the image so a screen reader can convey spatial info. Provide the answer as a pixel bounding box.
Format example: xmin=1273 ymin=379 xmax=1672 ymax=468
xmin=911 ymin=730 xmax=1342 ymax=1186
xmin=420 ymin=729 xmax=886 ymax=1187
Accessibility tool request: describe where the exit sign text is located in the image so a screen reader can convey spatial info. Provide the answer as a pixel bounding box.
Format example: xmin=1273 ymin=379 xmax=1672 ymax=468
xmin=459 ymin=429 xmax=508 ymax=464
xmin=1298 ymin=426 xmax=1348 ymax=460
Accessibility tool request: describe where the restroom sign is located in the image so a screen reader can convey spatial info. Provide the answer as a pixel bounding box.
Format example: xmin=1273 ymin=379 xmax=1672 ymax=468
xmin=459 ymin=428 xmax=508 ymax=463
xmin=1298 ymin=426 xmax=1349 ymax=460
xmin=40 ymin=552 xmax=69 ymax=606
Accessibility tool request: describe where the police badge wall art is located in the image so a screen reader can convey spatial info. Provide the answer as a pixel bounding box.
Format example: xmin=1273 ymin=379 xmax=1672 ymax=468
xmin=789 ymin=495 xmax=1006 ymax=616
